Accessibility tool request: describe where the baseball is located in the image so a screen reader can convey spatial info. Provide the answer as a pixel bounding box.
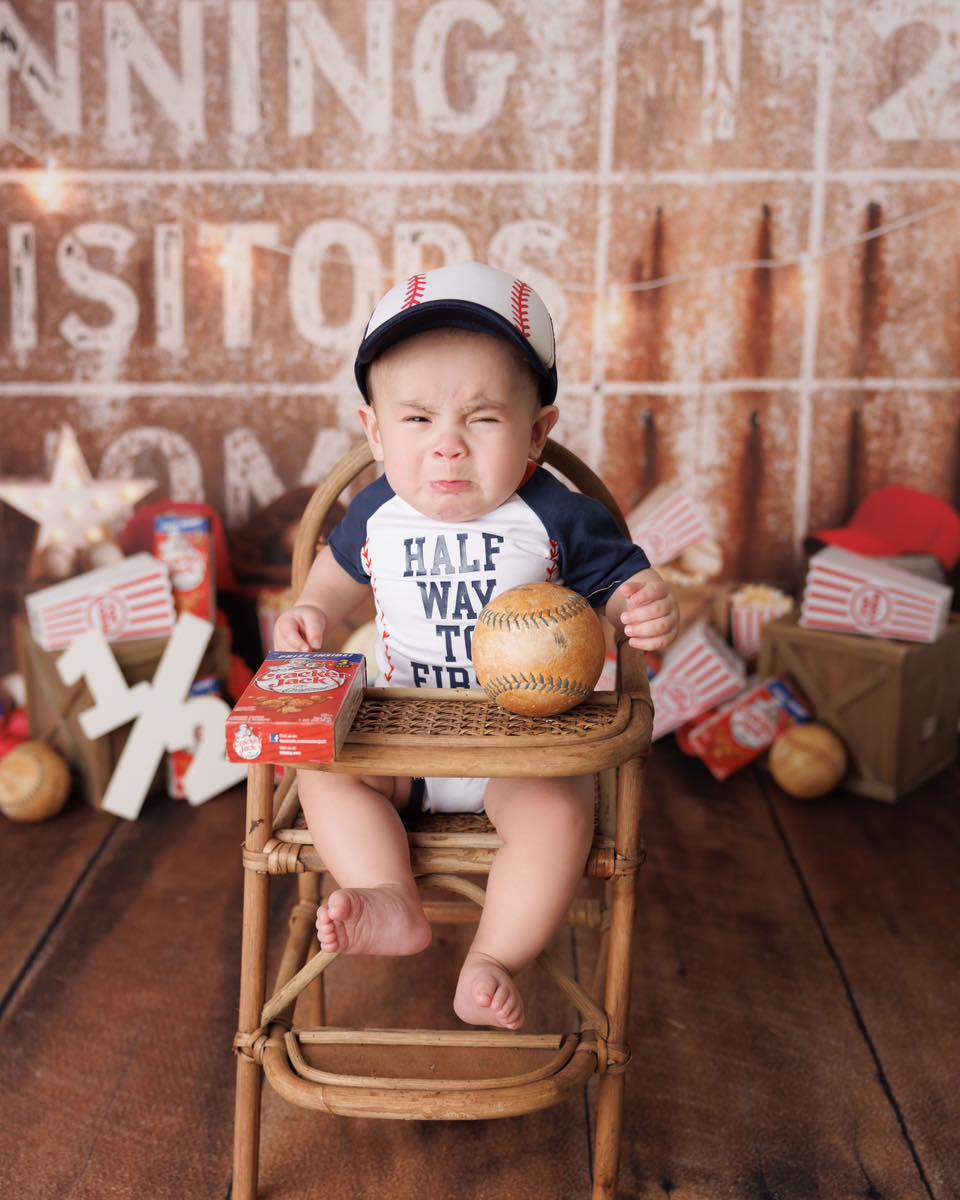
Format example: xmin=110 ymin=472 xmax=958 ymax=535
xmin=473 ymin=582 xmax=606 ymax=717
xmin=0 ymin=740 xmax=72 ymax=823
xmin=769 ymin=723 xmax=847 ymax=799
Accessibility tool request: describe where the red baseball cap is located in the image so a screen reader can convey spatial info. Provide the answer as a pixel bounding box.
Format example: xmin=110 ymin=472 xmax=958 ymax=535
xmin=810 ymin=486 xmax=960 ymax=572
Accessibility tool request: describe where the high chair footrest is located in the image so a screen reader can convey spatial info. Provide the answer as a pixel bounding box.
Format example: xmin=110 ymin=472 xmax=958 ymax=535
xmin=261 ymin=1026 xmax=598 ymax=1120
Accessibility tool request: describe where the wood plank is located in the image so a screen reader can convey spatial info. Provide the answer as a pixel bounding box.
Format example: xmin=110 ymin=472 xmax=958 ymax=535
xmin=576 ymin=743 xmax=930 ymax=1198
xmin=0 ymin=792 xmax=115 ymax=1004
xmin=763 ymin=758 xmax=960 ymax=1199
xmin=0 ymin=790 xmax=248 ymax=1200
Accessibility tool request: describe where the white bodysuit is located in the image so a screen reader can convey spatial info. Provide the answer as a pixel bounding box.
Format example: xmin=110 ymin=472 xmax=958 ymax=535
xmin=329 ymin=464 xmax=650 ymax=812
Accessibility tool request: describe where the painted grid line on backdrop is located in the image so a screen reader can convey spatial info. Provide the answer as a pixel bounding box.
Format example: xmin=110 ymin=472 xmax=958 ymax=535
xmin=2 ymin=378 xmax=959 ymax=399
xmin=3 ymin=168 xmax=960 ymax=186
xmin=588 ymin=0 xmax=622 ymax=472
xmin=793 ymin=0 xmax=836 ymax=557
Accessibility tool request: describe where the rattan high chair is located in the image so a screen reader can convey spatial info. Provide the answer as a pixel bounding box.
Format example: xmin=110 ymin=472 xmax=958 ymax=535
xmin=232 ymin=438 xmax=654 ymax=1199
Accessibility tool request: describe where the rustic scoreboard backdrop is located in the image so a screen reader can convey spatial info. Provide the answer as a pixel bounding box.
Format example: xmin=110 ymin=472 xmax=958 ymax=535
xmin=1 ymin=1 xmax=959 ymax=647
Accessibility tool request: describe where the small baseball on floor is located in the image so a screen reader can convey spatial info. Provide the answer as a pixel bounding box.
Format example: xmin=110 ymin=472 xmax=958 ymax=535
xmin=0 ymin=741 xmax=71 ymax=823
xmin=769 ymin=723 xmax=847 ymax=799
xmin=473 ymin=582 xmax=605 ymax=717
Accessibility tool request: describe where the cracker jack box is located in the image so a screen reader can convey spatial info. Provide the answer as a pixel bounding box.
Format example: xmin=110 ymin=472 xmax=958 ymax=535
xmin=679 ymin=676 xmax=811 ymax=781
xmin=167 ymin=675 xmax=221 ymax=798
xmin=153 ymin=513 xmax=216 ymax=622
xmin=226 ymin=652 xmax=366 ymax=765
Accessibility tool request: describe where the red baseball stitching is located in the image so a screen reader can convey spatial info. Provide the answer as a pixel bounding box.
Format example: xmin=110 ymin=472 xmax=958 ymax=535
xmin=402 ymin=274 xmax=427 ymax=309
xmin=511 ymin=279 xmax=531 ymax=338
xmin=547 ymin=539 xmax=560 ymax=581
xmin=363 ymin=539 xmax=394 ymax=681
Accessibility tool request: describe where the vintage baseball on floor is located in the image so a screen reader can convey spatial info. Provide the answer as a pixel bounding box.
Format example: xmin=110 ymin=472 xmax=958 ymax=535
xmin=473 ymin=582 xmax=606 ymax=717
xmin=0 ymin=741 xmax=71 ymax=823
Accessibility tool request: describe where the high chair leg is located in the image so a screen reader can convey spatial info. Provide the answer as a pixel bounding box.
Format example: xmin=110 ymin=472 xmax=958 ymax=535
xmin=233 ymin=764 xmax=274 ymax=1200
xmin=592 ymin=758 xmax=644 ymax=1200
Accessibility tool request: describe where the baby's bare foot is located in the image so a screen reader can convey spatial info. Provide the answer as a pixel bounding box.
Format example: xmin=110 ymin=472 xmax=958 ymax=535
xmin=316 ymin=885 xmax=432 ymax=956
xmin=453 ymin=951 xmax=524 ymax=1030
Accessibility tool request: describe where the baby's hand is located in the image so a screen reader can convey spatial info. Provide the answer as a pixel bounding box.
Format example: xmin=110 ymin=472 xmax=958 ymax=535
xmin=618 ymin=573 xmax=679 ymax=652
xmin=273 ymin=603 xmax=327 ymax=652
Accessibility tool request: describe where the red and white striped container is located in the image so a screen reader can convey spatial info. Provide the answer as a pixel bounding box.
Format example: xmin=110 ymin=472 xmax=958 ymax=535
xmin=627 ymin=483 xmax=712 ymax=567
xmin=25 ymin=553 xmax=177 ymax=651
xmin=800 ymin=547 xmax=951 ymax=644
xmin=730 ymin=585 xmax=794 ymax=661
xmin=650 ymin=620 xmax=746 ymax=740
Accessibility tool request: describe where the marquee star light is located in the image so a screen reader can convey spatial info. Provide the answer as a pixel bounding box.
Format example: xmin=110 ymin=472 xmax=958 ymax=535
xmin=0 ymin=425 xmax=156 ymax=578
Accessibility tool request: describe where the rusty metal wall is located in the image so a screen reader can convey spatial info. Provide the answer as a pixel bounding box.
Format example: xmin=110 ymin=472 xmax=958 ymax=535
xmin=1 ymin=1 xmax=958 ymax=614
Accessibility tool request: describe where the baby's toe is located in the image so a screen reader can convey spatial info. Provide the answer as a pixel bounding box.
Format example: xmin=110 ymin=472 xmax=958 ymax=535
xmin=316 ymin=912 xmax=340 ymax=951
xmin=327 ymin=891 xmax=353 ymax=922
xmin=490 ymin=983 xmax=512 ymax=1012
xmin=473 ymin=977 xmax=495 ymax=1006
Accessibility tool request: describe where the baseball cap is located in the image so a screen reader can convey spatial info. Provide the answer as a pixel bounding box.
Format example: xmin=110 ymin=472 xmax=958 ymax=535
xmin=809 ymin=485 xmax=960 ymax=572
xmin=354 ymin=261 xmax=558 ymax=405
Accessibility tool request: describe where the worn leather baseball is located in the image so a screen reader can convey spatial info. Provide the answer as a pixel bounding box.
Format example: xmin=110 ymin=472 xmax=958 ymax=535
xmin=769 ymin=723 xmax=847 ymax=799
xmin=0 ymin=741 xmax=71 ymax=823
xmin=473 ymin=582 xmax=606 ymax=716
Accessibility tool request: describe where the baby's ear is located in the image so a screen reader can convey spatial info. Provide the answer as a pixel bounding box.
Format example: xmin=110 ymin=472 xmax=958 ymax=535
xmin=530 ymin=404 xmax=560 ymax=457
xmin=357 ymin=404 xmax=385 ymax=462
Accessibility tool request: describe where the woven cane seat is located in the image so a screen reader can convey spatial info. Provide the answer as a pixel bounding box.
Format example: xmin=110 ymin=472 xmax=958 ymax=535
xmin=348 ymin=689 xmax=630 ymax=741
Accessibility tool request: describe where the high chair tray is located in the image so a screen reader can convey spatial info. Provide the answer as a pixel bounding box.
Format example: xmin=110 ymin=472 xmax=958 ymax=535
xmin=298 ymin=687 xmax=652 ymax=778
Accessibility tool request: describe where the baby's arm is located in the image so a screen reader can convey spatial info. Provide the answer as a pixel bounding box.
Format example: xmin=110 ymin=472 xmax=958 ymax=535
xmin=605 ymin=567 xmax=679 ymax=652
xmin=273 ymin=545 xmax=371 ymax=651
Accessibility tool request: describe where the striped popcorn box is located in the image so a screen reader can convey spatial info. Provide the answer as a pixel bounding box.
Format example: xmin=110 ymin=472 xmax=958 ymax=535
xmin=650 ymin=620 xmax=746 ymax=740
xmin=730 ymin=584 xmax=794 ymax=661
xmin=26 ymin=552 xmax=177 ymax=651
xmin=800 ymin=547 xmax=951 ymax=643
xmin=627 ymin=483 xmax=712 ymax=567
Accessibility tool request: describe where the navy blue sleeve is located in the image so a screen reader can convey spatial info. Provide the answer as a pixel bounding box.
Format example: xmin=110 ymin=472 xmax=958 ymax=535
xmin=327 ymin=474 xmax=394 ymax=584
xmin=518 ymin=467 xmax=651 ymax=607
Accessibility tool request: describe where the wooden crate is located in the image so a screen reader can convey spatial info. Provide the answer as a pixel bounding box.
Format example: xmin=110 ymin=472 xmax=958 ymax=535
xmin=759 ymin=612 xmax=960 ymax=802
xmin=16 ymin=620 xmax=231 ymax=810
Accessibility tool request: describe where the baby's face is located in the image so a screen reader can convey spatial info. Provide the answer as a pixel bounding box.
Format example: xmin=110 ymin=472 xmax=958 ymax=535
xmin=358 ymin=329 xmax=558 ymax=523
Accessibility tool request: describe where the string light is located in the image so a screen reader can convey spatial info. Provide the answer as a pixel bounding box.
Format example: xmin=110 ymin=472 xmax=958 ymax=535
xmin=5 ymin=121 xmax=954 ymax=299
xmin=179 ymin=197 xmax=958 ymax=298
xmin=799 ymin=253 xmax=817 ymax=300
xmin=22 ymin=157 xmax=67 ymax=213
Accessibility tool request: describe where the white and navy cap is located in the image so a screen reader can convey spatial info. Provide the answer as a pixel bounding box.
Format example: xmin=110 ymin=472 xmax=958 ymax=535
xmin=355 ymin=261 xmax=558 ymax=405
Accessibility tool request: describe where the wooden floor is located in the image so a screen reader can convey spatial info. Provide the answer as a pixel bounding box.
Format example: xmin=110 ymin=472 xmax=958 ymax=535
xmin=1 ymin=741 xmax=958 ymax=1200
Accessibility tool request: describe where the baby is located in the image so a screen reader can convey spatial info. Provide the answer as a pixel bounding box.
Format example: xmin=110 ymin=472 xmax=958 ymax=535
xmin=275 ymin=262 xmax=679 ymax=1031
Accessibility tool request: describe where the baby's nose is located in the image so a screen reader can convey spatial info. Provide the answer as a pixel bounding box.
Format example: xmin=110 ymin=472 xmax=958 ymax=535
xmin=433 ymin=430 xmax=467 ymax=457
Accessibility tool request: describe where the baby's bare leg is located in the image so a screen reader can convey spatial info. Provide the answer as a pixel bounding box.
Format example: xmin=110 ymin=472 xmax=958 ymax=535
xmin=299 ymin=770 xmax=431 ymax=956
xmin=453 ymin=774 xmax=594 ymax=1030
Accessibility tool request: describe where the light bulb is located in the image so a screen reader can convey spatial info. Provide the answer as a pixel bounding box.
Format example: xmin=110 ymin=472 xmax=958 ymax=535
xmin=800 ymin=254 xmax=817 ymax=300
xmin=24 ymin=158 xmax=66 ymax=212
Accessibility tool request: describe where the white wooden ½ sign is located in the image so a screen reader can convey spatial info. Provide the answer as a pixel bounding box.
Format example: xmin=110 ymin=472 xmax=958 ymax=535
xmin=56 ymin=613 xmax=247 ymax=819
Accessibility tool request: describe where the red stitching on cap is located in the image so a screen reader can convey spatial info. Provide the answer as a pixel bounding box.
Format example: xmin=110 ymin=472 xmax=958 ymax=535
xmin=402 ymin=274 xmax=427 ymax=309
xmin=511 ymin=279 xmax=531 ymax=338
